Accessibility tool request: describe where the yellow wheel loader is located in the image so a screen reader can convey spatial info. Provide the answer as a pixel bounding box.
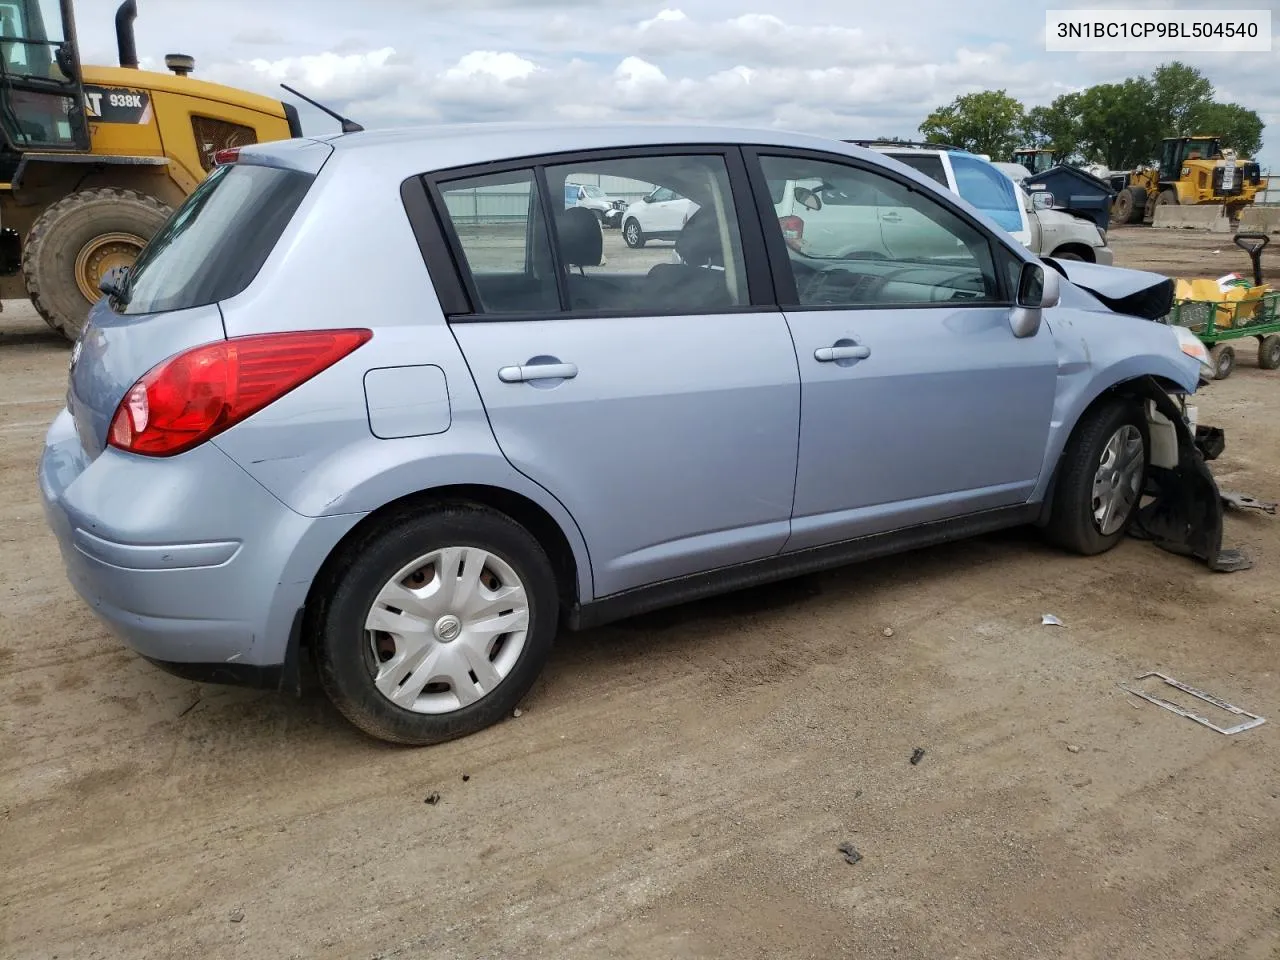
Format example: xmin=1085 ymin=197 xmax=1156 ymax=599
xmin=0 ymin=0 xmax=301 ymax=340
xmin=1110 ymin=136 xmax=1268 ymax=226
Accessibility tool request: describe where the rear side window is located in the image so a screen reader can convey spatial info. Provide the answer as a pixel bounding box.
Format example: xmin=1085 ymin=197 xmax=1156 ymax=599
xmin=888 ymin=153 xmax=948 ymax=187
xmin=119 ymin=162 xmax=314 ymax=315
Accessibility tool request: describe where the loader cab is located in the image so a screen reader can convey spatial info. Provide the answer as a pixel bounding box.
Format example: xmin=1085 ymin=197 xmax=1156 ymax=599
xmin=1159 ymin=136 xmax=1221 ymax=180
xmin=1012 ymin=148 xmax=1055 ymax=175
xmin=0 ymin=0 xmax=90 ymax=154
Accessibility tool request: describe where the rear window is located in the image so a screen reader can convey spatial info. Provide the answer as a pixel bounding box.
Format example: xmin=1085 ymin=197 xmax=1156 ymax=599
xmin=119 ymin=162 xmax=314 ymax=315
xmin=888 ymin=153 xmax=948 ymax=187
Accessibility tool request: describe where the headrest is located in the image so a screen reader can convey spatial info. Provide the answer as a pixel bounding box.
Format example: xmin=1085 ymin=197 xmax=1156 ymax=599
xmin=674 ymin=207 xmax=723 ymax=267
xmin=556 ymin=205 xmax=603 ymax=268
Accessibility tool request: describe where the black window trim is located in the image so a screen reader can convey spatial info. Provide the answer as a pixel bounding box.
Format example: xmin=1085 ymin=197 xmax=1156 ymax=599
xmin=739 ymin=145 xmax=1025 ymax=313
xmin=400 ymin=143 xmax=778 ymax=324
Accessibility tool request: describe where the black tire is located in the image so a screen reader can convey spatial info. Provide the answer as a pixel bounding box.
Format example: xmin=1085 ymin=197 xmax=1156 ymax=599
xmin=623 ymin=217 xmax=646 ymax=248
xmin=23 ymin=187 xmax=173 ymax=341
xmin=1044 ymin=399 xmax=1149 ymax=556
xmin=1051 ymin=250 xmax=1086 ymax=261
xmin=1257 ymin=334 xmax=1280 ymax=370
xmin=313 ymin=503 xmax=560 ymax=746
xmin=1113 ymin=186 xmax=1145 ymax=225
xmin=1209 ymin=343 xmax=1235 ymax=380
xmin=1156 ymin=188 xmax=1179 ymax=207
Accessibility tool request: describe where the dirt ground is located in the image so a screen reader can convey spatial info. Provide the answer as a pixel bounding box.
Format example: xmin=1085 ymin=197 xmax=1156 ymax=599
xmin=2 ymin=225 xmax=1278 ymax=960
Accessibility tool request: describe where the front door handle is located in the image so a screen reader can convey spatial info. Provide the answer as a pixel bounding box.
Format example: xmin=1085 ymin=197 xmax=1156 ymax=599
xmin=879 ymin=212 xmax=902 ymax=223
xmin=815 ymin=345 xmax=871 ymax=362
xmin=498 ymin=362 xmax=578 ymax=383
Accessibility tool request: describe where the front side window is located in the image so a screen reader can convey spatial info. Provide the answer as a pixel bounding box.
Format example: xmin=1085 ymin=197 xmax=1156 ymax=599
xmin=757 ymin=154 xmax=1003 ymax=308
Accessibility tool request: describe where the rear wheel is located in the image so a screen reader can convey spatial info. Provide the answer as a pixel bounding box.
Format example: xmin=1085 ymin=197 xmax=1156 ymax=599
xmin=1156 ymin=188 xmax=1179 ymax=207
xmin=1044 ymin=400 xmax=1149 ymax=556
xmin=1209 ymin=343 xmax=1235 ymax=380
xmin=23 ymin=188 xmax=173 ymax=341
xmin=623 ymin=217 xmax=646 ymax=248
xmin=314 ymin=503 xmax=559 ymax=746
xmin=1257 ymin=334 xmax=1280 ymax=370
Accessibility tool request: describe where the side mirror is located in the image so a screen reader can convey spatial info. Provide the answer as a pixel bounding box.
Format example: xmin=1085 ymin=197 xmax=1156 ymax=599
xmin=642 ymin=194 xmax=655 ymax=203
xmin=793 ymin=186 xmax=823 ymax=211
xmin=1031 ymin=192 xmax=1055 ymax=211
xmin=1010 ymin=261 xmax=1060 ymax=337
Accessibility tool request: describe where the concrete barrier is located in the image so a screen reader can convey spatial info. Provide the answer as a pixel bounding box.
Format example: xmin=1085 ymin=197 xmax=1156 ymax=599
xmin=1238 ymin=206 xmax=1280 ymax=234
xmin=1151 ymin=204 xmax=1231 ymax=232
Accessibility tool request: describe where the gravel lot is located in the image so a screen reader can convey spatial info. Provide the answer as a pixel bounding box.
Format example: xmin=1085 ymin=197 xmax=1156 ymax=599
xmin=2 ymin=224 xmax=1278 ymax=960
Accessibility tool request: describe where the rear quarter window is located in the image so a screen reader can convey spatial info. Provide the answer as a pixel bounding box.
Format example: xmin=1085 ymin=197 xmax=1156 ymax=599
xmin=118 ymin=162 xmax=314 ymax=316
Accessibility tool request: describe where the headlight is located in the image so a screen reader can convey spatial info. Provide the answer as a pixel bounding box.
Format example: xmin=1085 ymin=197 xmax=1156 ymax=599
xmin=1172 ymin=325 xmax=1213 ymax=369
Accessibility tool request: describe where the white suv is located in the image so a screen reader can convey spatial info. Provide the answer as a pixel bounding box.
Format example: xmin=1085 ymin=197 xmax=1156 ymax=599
xmin=871 ymin=144 xmax=1112 ymax=265
xmin=621 ymin=185 xmax=698 ymax=248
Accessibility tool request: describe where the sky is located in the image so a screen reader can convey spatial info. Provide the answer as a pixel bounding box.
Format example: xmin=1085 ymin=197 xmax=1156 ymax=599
xmin=69 ymin=0 xmax=1279 ymax=171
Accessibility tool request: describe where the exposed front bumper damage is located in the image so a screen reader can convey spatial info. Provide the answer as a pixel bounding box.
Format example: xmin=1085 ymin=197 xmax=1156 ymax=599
xmin=1127 ymin=379 xmax=1252 ymax=572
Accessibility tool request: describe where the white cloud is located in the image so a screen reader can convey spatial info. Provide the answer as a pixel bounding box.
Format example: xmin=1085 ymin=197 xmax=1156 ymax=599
xmin=176 ymin=1 xmax=1275 ymax=169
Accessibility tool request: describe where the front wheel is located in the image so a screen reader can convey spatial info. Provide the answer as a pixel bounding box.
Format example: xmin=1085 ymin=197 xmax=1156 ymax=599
xmin=623 ymin=218 xmax=646 ymax=248
xmin=1044 ymin=400 xmax=1149 ymax=556
xmin=314 ymin=504 xmax=559 ymax=746
xmin=1209 ymin=343 xmax=1235 ymax=380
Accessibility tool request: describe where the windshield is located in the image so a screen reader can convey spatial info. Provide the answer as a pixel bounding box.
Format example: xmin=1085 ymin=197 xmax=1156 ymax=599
xmin=949 ymin=154 xmax=1022 ymax=233
xmin=120 ymin=163 xmax=315 ymax=315
xmin=0 ymin=0 xmax=61 ymax=77
xmin=581 ymin=185 xmax=606 ymax=198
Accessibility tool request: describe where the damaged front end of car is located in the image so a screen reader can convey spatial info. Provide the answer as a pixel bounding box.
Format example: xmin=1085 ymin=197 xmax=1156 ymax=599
xmin=1043 ymin=256 xmax=1252 ymax=573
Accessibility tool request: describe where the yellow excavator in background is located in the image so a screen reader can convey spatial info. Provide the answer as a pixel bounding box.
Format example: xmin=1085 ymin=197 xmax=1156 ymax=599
xmin=1110 ymin=135 xmax=1268 ymax=225
xmin=0 ymin=0 xmax=302 ymax=340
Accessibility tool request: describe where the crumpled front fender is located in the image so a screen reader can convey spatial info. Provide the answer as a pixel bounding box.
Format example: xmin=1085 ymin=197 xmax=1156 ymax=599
xmin=1127 ymin=378 xmax=1251 ymax=572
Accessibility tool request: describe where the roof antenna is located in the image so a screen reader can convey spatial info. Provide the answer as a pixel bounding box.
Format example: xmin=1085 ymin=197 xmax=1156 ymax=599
xmin=280 ymin=83 xmax=365 ymax=134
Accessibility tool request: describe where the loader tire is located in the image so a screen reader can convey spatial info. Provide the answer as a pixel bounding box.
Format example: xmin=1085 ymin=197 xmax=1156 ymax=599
xmin=23 ymin=188 xmax=173 ymax=341
xmin=1112 ymin=186 xmax=1146 ymax=225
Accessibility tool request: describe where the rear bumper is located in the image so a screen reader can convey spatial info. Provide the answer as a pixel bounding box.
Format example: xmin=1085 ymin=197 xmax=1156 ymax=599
xmin=38 ymin=408 xmax=364 ymax=681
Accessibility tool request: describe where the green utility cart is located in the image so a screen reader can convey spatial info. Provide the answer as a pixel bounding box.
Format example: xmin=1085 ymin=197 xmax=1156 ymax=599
xmin=1167 ymin=233 xmax=1280 ymax=380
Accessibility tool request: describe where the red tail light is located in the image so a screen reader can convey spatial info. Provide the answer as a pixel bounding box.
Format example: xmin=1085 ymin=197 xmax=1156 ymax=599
xmin=778 ymin=215 xmax=805 ymax=242
xmin=213 ymin=147 xmax=241 ymax=165
xmin=108 ymin=329 xmax=372 ymax=457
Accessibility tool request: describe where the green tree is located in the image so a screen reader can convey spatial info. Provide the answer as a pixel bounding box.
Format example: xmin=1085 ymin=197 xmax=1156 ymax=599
xmin=1025 ymin=92 xmax=1083 ymax=163
xmin=1075 ymin=78 xmax=1159 ymax=170
xmin=918 ymin=90 xmax=1026 ymax=158
xmin=1149 ymin=61 xmax=1215 ymax=137
xmin=1191 ymin=101 xmax=1264 ymax=157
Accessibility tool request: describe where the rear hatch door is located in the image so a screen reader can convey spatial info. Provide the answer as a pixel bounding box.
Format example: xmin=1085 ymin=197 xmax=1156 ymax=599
xmin=69 ymin=144 xmax=328 ymax=459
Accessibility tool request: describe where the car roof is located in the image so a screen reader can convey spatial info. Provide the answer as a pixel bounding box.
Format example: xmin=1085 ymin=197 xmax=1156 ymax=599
xmin=244 ymin=122 xmax=893 ymax=178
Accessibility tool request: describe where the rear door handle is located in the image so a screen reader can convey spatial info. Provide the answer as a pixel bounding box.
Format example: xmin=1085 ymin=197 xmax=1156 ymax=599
xmin=498 ymin=362 xmax=578 ymax=383
xmin=815 ymin=345 xmax=871 ymax=362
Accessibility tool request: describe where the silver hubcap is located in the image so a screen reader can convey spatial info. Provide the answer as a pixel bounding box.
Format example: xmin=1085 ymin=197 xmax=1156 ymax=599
xmin=626 ymin=224 xmax=638 ymax=242
xmin=365 ymin=547 xmax=530 ymax=715
xmin=1092 ymin=425 xmax=1144 ymax=536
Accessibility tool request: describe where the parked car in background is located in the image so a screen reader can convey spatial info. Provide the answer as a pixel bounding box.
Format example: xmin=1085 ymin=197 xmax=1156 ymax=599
xmin=564 ymin=182 xmax=625 ymax=228
xmin=870 ymin=144 xmax=1112 ymax=265
xmin=621 ymin=184 xmax=697 ymax=247
xmin=41 ymin=122 xmax=1227 ymax=748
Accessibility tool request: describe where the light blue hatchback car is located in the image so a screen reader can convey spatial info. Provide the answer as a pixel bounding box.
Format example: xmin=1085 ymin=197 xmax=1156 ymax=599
xmin=39 ymin=123 xmax=1238 ymax=745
